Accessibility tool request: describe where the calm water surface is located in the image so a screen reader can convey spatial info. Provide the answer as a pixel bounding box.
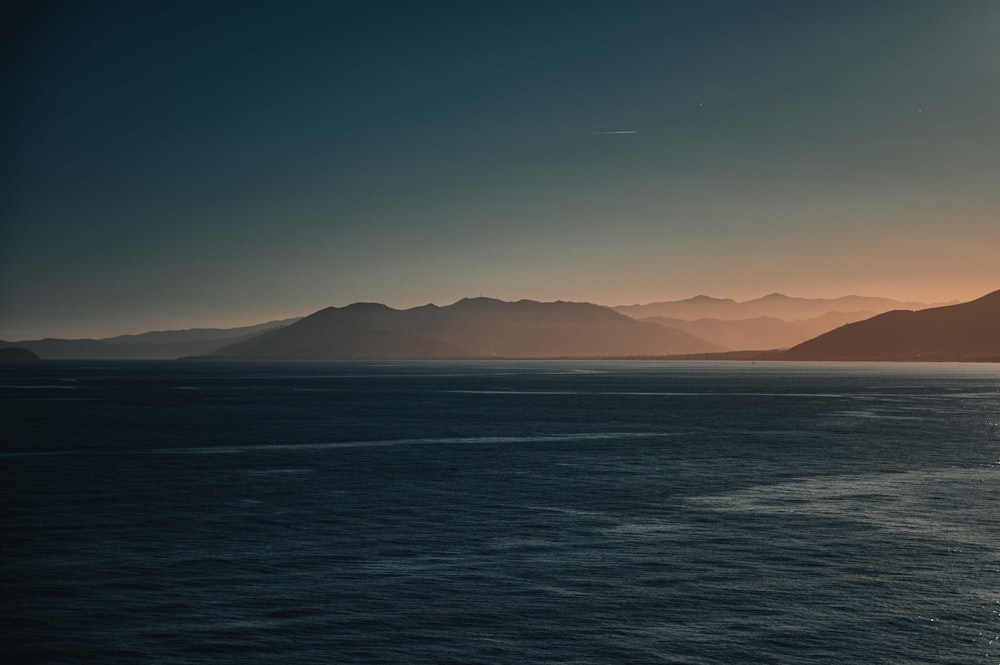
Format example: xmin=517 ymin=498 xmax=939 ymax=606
xmin=2 ymin=360 xmax=999 ymax=663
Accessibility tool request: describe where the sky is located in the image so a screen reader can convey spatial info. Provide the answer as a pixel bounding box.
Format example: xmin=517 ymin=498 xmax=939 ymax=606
xmin=2 ymin=0 xmax=999 ymax=339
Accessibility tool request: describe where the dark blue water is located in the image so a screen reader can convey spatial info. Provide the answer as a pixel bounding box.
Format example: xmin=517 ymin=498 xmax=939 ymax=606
xmin=2 ymin=360 xmax=999 ymax=664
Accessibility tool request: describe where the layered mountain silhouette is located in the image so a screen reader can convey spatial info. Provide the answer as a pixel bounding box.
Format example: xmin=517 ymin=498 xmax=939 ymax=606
xmin=638 ymin=311 xmax=875 ymax=351
xmin=0 ymin=318 xmax=298 ymax=359
xmin=209 ymin=298 xmax=723 ymax=359
xmin=783 ymin=290 xmax=1000 ymax=361
xmin=8 ymin=291 xmax=995 ymax=361
xmin=613 ymin=294 xmax=948 ymax=350
xmin=615 ymin=293 xmax=945 ymax=321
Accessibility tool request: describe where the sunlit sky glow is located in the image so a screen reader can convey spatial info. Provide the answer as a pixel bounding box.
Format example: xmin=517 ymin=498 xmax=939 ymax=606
xmin=2 ymin=1 xmax=999 ymax=339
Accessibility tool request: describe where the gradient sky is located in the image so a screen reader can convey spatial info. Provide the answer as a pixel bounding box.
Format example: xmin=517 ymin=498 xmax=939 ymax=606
xmin=3 ymin=0 xmax=999 ymax=339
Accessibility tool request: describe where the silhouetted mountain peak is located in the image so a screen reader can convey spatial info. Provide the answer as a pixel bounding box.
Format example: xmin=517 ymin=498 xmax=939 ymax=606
xmin=681 ymin=295 xmax=738 ymax=304
xmin=210 ymin=297 xmax=723 ymax=359
xmin=341 ymin=302 xmax=393 ymax=312
xmin=451 ymin=297 xmax=509 ymax=308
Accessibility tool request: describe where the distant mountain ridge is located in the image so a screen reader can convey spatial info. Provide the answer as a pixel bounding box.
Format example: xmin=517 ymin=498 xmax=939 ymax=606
xmin=6 ymin=291 xmax=992 ymax=361
xmin=615 ymin=293 xmax=947 ymax=322
xmin=1 ymin=318 xmax=299 ymax=359
xmin=100 ymin=319 xmax=301 ymax=345
xmin=641 ymin=311 xmax=876 ymax=351
xmin=210 ymin=297 xmax=723 ymax=359
xmin=783 ymin=289 xmax=1000 ymax=361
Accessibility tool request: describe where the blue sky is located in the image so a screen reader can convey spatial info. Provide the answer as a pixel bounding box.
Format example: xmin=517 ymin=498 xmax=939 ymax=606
xmin=3 ymin=1 xmax=999 ymax=338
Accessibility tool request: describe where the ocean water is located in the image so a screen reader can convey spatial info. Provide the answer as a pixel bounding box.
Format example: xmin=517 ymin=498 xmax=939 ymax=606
xmin=1 ymin=360 xmax=999 ymax=664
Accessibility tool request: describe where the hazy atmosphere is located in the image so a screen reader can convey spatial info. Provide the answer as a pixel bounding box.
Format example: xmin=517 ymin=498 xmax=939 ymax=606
xmin=3 ymin=0 xmax=999 ymax=339
xmin=4 ymin=5 xmax=1000 ymax=661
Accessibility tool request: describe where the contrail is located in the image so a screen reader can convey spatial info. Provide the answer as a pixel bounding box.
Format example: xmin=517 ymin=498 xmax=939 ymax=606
xmin=593 ymin=130 xmax=638 ymax=134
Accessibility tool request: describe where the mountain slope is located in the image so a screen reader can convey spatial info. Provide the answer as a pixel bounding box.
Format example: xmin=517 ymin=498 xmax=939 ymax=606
xmin=784 ymin=290 xmax=1000 ymax=361
xmin=0 ymin=347 xmax=40 ymax=360
xmin=212 ymin=298 xmax=723 ymax=359
xmin=101 ymin=318 xmax=299 ymax=346
xmin=3 ymin=318 xmax=299 ymax=359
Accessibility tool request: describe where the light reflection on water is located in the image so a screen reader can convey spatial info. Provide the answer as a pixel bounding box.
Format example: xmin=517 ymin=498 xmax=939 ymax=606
xmin=1 ymin=360 xmax=998 ymax=664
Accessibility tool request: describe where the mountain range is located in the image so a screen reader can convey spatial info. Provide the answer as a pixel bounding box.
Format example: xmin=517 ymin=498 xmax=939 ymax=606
xmin=0 ymin=318 xmax=298 ymax=359
xmin=638 ymin=311 xmax=876 ymax=352
xmin=783 ymin=289 xmax=1000 ymax=361
xmin=614 ymin=293 xmax=948 ymax=321
xmin=209 ymin=298 xmax=723 ymax=359
xmin=615 ymin=294 xmax=949 ymax=350
xmin=4 ymin=291 xmax=996 ymax=361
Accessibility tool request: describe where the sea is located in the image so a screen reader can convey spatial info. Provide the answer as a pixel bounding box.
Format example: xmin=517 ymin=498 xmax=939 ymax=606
xmin=1 ymin=360 xmax=999 ymax=664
